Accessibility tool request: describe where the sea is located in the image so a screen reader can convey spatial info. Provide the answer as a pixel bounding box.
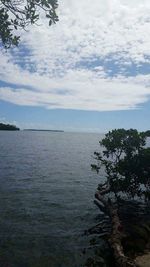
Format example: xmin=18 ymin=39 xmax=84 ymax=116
xmin=0 ymin=131 xmax=107 ymax=267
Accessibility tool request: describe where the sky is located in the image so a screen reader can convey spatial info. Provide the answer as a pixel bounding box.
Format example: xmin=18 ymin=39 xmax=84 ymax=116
xmin=0 ymin=0 xmax=150 ymax=132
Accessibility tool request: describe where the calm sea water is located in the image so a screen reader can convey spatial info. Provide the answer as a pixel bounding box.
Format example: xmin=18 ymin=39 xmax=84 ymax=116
xmin=0 ymin=131 xmax=105 ymax=267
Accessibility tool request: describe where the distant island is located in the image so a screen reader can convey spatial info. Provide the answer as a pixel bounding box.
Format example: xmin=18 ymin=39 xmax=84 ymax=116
xmin=24 ymin=129 xmax=64 ymax=132
xmin=0 ymin=123 xmax=20 ymax=131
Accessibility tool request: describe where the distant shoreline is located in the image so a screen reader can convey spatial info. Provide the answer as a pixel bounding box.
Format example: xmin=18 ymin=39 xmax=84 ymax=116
xmin=23 ymin=129 xmax=64 ymax=132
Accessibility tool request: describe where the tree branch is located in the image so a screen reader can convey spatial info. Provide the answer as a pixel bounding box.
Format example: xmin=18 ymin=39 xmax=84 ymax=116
xmin=95 ymin=188 xmax=138 ymax=267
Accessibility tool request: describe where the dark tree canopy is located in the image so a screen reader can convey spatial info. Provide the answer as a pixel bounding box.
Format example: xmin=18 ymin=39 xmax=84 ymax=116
xmin=145 ymin=130 xmax=150 ymax=137
xmin=92 ymin=129 xmax=150 ymax=201
xmin=0 ymin=122 xmax=20 ymax=130
xmin=92 ymin=129 xmax=150 ymax=267
xmin=0 ymin=0 xmax=59 ymax=48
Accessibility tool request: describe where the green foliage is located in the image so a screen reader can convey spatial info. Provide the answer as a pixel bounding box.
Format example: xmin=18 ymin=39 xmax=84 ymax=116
xmin=92 ymin=129 xmax=150 ymax=200
xmin=0 ymin=0 xmax=59 ymax=48
xmin=145 ymin=130 xmax=150 ymax=137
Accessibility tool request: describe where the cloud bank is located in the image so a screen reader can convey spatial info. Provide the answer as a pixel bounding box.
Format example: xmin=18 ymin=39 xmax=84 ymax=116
xmin=0 ymin=0 xmax=150 ymax=111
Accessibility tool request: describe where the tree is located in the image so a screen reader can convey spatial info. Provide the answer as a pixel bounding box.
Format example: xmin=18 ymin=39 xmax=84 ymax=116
xmin=91 ymin=129 xmax=150 ymax=266
xmin=92 ymin=128 xmax=150 ymax=201
xmin=0 ymin=0 xmax=59 ymax=48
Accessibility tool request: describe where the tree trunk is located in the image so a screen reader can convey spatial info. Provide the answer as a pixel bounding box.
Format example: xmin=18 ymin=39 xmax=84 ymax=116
xmin=95 ymin=188 xmax=137 ymax=267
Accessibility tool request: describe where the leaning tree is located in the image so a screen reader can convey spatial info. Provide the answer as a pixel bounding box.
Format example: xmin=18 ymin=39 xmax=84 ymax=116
xmin=91 ymin=129 xmax=150 ymax=267
xmin=0 ymin=0 xmax=59 ymax=48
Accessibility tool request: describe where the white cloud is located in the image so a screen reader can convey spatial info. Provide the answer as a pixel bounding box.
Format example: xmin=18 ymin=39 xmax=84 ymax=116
xmin=0 ymin=0 xmax=150 ymax=111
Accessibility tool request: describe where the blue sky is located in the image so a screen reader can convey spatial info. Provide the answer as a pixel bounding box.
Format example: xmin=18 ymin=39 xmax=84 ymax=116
xmin=0 ymin=0 xmax=150 ymax=132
